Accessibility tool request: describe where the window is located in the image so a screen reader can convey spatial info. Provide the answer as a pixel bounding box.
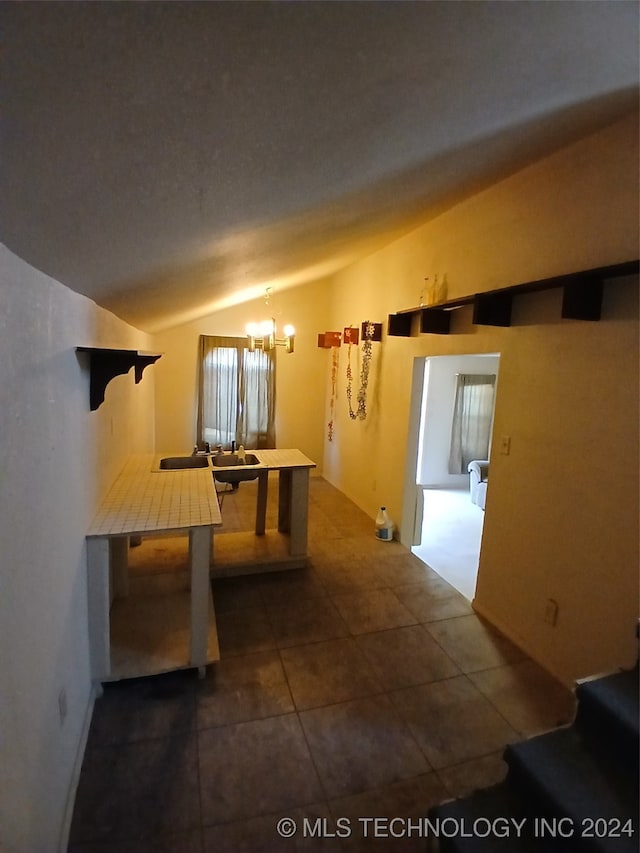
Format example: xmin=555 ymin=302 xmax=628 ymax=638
xmin=448 ymin=373 xmax=496 ymax=474
xmin=196 ymin=335 xmax=275 ymax=449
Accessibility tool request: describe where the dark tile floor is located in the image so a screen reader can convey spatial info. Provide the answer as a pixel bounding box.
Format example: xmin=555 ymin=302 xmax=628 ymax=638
xmin=69 ymin=477 xmax=576 ymax=852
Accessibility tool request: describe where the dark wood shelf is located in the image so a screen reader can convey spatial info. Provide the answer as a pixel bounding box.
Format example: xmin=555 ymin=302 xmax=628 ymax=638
xmin=387 ymin=260 xmax=639 ymax=336
xmin=76 ymin=347 xmax=162 ymax=410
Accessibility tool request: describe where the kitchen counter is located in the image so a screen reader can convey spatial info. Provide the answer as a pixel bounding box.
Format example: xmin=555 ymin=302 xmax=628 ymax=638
xmin=89 ymin=454 xmax=222 ymax=536
xmin=86 ymin=455 xmax=222 ymax=684
xmin=209 ymin=448 xmax=317 ymax=576
xmin=85 ymin=450 xmax=316 ymax=683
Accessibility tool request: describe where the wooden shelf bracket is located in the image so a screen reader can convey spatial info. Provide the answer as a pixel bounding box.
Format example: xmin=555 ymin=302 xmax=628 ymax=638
xmin=76 ymin=347 xmax=162 ymax=411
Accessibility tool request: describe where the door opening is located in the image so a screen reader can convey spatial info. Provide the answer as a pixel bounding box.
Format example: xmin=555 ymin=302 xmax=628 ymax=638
xmin=403 ymin=353 xmax=500 ymax=601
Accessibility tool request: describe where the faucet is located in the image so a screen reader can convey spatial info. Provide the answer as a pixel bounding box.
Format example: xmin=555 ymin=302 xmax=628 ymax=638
xmin=193 ymin=441 xmax=211 ymax=455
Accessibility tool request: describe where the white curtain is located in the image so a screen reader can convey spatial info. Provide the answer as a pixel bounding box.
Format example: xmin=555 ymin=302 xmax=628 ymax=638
xmin=196 ymin=335 xmax=276 ymax=449
xmin=448 ymin=374 xmax=496 ymax=474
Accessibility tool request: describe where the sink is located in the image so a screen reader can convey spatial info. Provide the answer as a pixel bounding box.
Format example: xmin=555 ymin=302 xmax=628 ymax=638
xmin=211 ymin=452 xmax=261 ymax=484
xmin=212 ymin=453 xmax=259 ymax=467
xmin=156 ymin=451 xmax=262 ymax=482
xmin=159 ymin=455 xmax=210 ymax=470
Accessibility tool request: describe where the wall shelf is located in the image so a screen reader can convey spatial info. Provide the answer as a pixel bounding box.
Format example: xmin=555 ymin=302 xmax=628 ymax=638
xmin=76 ymin=347 xmax=162 ymax=410
xmin=387 ymin=260 xmax=639 ymax=337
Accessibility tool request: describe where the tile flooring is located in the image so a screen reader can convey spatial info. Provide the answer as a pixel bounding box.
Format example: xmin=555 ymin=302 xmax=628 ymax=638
xmin=69 ymin=477 xmax=576 ymax=852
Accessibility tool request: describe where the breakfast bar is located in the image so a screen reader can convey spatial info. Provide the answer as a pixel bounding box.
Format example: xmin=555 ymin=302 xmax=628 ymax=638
xmin=86 ymin=449 xmax=316 ymax=683
xmin=211 ymin=448 xmax=317 ymax=576
xmin=86 ymin=455 xmax=223 ymax=683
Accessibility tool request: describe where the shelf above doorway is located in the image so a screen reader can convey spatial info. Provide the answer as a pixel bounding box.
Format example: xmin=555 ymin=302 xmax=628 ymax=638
xmin=387 ymin=260 xmax=639 ymax=337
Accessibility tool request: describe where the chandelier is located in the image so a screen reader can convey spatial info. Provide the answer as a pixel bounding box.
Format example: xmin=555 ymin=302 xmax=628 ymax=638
xmin=246 ymin=288 xmax=295 ymax=353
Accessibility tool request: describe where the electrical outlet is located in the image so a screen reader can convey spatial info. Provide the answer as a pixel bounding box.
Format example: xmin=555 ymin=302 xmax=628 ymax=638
xmin=58 ymin=687 xmax=68 ymax=724
xmin=544 ymin=598 xmax=559 ymax=626
xmin=500 ymin=435 xmax=511 ymax=455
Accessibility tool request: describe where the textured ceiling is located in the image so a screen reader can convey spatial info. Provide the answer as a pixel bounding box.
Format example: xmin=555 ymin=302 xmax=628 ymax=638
xmin=1 ymin=1 xmax=638 ymax=331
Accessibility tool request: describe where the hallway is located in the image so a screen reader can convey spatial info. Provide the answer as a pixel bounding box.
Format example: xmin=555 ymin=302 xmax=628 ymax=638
xmin=69 ymin=478 xmax=574 ymax=852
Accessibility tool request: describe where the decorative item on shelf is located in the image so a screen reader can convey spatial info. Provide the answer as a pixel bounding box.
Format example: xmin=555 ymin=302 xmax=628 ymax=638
xmin=422 ymin=274 xmax=441 ymax=306
xmin=317 ymin=331 xmax=342 ymax=348
xmin=246 ymin=287 xmax=295 ymax=353
xmin=346 ymin=320 xmax=381 ymax=421
xmin=419 ymin=278 xmax=427 ymax=307
xmin=438 ymin=274 xmax=448 ymax=304
xmin=421 ymin=274 xmax=448 ymax=306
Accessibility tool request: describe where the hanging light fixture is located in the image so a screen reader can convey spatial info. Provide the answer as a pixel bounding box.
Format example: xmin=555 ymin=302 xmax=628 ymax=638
xmin=246 ymin=288 xmax=295 ymax=353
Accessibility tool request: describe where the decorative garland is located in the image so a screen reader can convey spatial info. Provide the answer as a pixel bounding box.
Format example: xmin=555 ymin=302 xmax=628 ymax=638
xmin=346 ymin=321 xmax=375 ymax=421
xmin=327 ymin=346 xmax=339 ymax=441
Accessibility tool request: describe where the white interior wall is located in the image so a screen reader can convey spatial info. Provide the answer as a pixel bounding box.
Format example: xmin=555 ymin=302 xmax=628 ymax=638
xmin=418 ymin=354 xmax=500 ymax=487
xmin=0 ymin=245 xmax=155 ymax=853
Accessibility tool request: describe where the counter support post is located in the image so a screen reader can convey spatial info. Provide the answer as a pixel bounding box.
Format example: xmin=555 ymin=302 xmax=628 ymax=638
xmin=111 ymin=537 xmax=129 ymax=598
xmin=189 ymin=525 xmax=212 ymax=676
xmin=289 ymin=469 xmax=310 ymax=556
xmin=255 ymin=471 xmax=269 ymax=535
xmin=86 ymin=537 xmax=111 ymax=683
xmin=278 ymin=470 xmax=291 ymax=533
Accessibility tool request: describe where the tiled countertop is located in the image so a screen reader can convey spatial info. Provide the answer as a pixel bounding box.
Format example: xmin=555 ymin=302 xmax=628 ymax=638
xmin=247 ymin=448 xmax=316 ymax=469
xmin=87 ymin=454 xmax=222 ymax=537
xmin=87 ymin=450 xmax=316 ymax=538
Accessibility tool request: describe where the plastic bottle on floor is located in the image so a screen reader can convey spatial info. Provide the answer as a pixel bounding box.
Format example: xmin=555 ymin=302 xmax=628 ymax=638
xmin=375 ymin=507 xmax=394 ymax=541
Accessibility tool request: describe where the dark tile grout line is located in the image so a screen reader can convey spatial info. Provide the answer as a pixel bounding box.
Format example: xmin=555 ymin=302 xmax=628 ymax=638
xmin=274 ymin=643 xmax=335 ymax=821
xmin=414 ymin=614 xmax=524 ymax=735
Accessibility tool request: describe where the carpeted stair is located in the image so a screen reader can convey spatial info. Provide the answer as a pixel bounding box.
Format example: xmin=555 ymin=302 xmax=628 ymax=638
xmin=427 ymin=666 xmax=639 ymax=852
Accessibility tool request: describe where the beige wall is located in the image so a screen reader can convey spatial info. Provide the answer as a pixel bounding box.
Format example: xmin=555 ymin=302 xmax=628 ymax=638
xmin=475 ymin=279 xmax=638 ymax=684
xmin=153 ymin=278 xmax=331 ymax=469
xmin=0 ymin=245 xmax=155 ymax=853
xmin=320 ymin=112 xmax=639 ymax=685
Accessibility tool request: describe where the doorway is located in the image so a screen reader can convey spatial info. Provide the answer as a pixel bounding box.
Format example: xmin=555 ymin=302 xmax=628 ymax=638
xmin=404 ymin=354 xmax=500 ymax=601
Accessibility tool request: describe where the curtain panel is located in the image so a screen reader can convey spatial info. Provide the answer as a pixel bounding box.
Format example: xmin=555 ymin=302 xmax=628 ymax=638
xmin=196 ymin=335 xmax=276 ymax=450
xmin=448 ymin=373 xmax=496 ymax=474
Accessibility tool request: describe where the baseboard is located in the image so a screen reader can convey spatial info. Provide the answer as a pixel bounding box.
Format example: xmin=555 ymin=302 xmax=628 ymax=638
xmin=471 ymin=597 xmax=575 ymax=690
xmin=58 ymin=683 xmax=98 ymax=853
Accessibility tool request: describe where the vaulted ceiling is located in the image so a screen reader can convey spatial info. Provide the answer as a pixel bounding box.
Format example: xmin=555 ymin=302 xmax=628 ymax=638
xmin=1 ymin=1 xmax=638 ymax=331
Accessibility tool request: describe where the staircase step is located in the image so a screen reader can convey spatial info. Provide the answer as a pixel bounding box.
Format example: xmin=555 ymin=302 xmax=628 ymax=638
xmin=428 ymin=784 xmax=548 ymax=852
xmin=505 ymin=727 xmax=638 ymax=853
xmin=575 ymin=667 xmax=638 ymax=770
